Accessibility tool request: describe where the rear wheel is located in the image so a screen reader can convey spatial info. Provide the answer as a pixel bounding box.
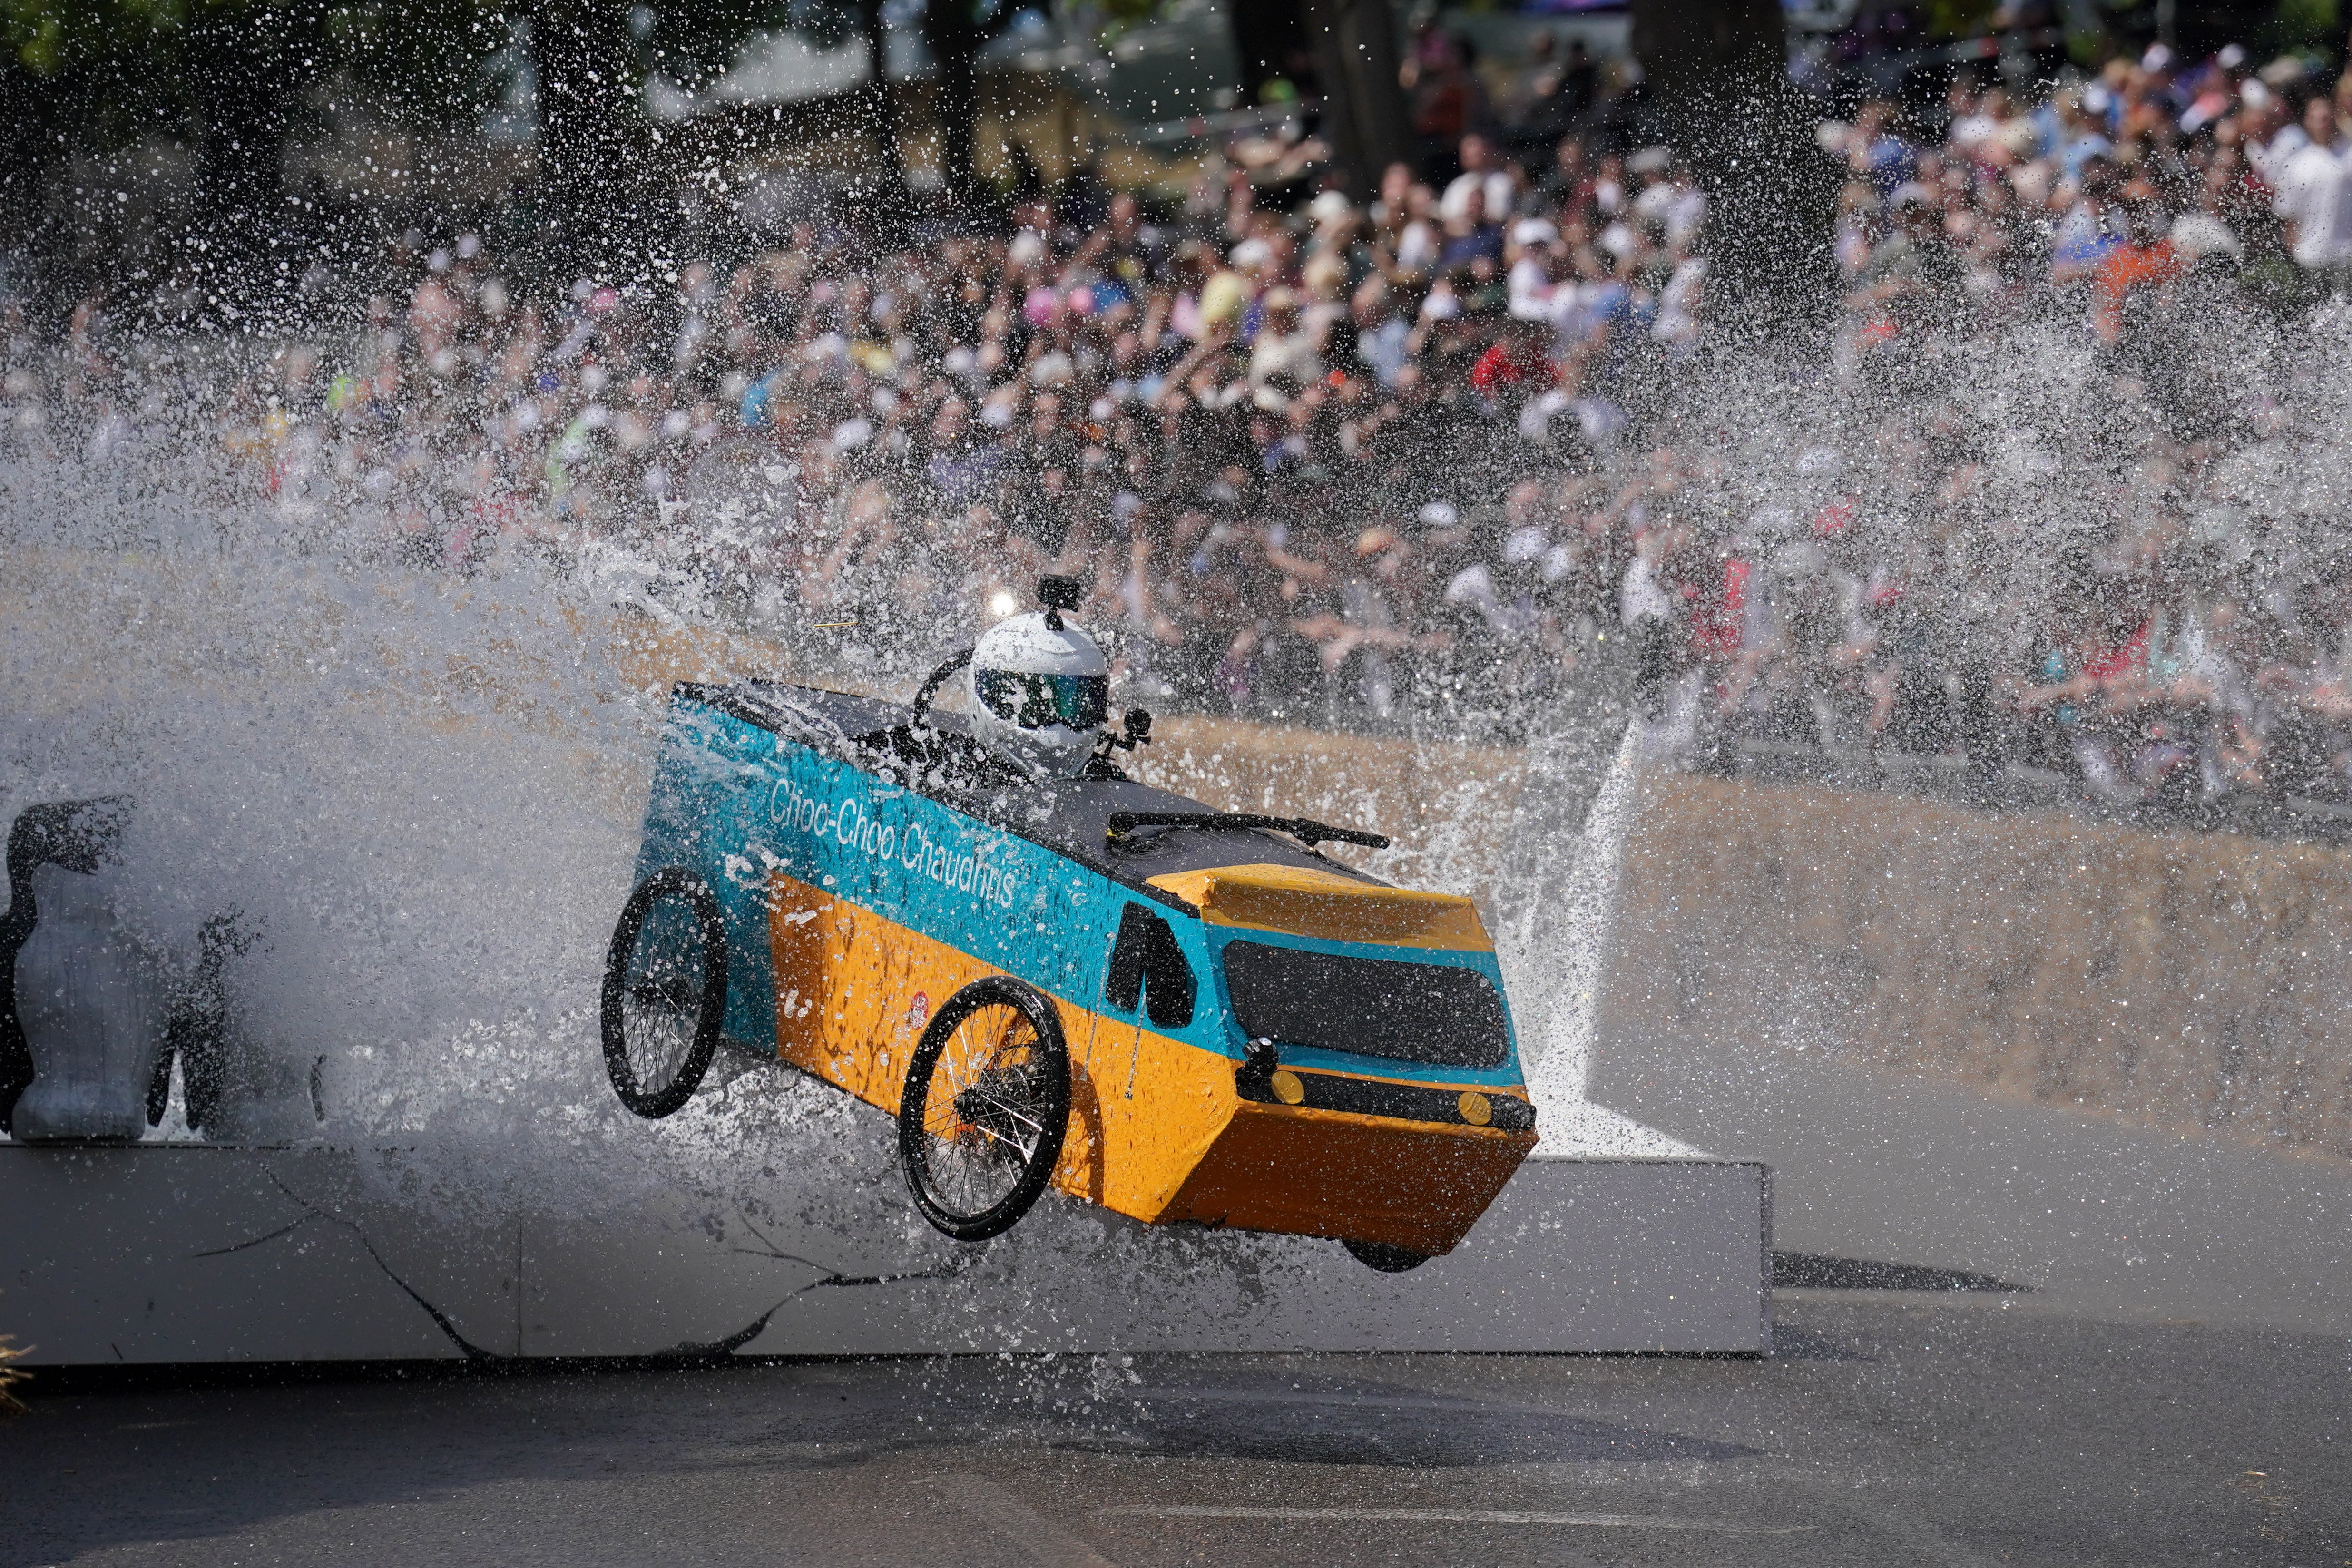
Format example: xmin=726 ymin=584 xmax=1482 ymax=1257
xmin=898 ymin=975 xmax=1071 ymax=1241
xmin=1343 ymin=1238 xmax=1430 ymax=1273
xmin=601 ymin=868 xmax=728 ymax=1119
xmin=146 ymin=1048 xmax=176 ymax=1127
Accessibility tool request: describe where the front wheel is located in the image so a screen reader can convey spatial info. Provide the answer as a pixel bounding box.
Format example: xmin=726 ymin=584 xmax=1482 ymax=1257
xmin=1343 ymin=1238 xmax=1430 ymax=1273
xmin=601 ymin=868 xmax=729 ymax=1119
xmin=898 ymin=975 xmax=1071 ymax=1241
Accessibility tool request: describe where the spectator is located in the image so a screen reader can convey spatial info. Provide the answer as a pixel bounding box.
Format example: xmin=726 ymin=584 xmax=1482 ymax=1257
xmin=1441 ymin=135 xmax=1520 ymax=230
xmin=2271 ymin=95 xmax=2352 ymax=290
xmin=6 ymin=33 xmax=2346 ymax=815
xmin=1436 ymin=186 xmax=1507 ymax=271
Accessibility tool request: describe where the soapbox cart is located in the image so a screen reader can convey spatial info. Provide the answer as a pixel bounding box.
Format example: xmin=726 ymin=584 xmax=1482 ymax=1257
xmin=599 ymin=676 xmax=1539 ymax=1269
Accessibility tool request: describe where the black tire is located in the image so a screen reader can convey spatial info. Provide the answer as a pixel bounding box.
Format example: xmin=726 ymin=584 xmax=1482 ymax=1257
xmin=146 ymin=1048 xmax=175 ymax=1127
xmin=897 ymin=975 xmax=1071 ymax=1242
xmin=0 ymin=1028 xmax=29 ymax=1138
xmin=181 ymin=1029 xmax=227 ymax=1133
xmin=1343 ymin=1238 xmax=1431 ymax=1273
xmin=601 ymin=867 xmax=729 ymax=1119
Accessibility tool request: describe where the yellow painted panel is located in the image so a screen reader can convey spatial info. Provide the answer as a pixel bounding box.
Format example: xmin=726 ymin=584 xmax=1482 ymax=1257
xmin=764 ymin=870 xmax=1529 ymax=1251
xmin=1146 ymin=862 xmax=1494 ymax=952
xmin=769 ymin=873 xmax=983 ymax=1107
xmin=1062 ymin=1009 xmax=1243 ymax=1221
xmin=766 ymin=871 xmax=1238 ymax=1225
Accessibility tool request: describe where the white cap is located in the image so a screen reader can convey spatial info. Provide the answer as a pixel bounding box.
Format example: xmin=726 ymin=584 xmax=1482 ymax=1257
xmin=1503 ymin=526 xmax=1550 ymax=565
xmin=2170 ymin=212 xmax=2243 ymax=260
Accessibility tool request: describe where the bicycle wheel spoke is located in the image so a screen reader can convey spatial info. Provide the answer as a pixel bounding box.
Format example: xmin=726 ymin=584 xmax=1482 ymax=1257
xmin=957 ymin=1117 xmax=1032 ymax=1164
xmin=932 ymin=1135 xmax=1003 ymax=1210
xmin=619 ymin=898 xmax=708 ymax=1095
xmin=901 ymin=988 xmax=1065 ymax=1237
xmin=941 ymin=1028 xmax=973 ymax=1092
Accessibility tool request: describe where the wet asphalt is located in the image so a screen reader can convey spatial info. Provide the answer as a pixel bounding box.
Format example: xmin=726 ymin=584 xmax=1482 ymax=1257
xmin=1590 ymin=1008 xmax=2352 ymax=1344
xmin=11 ymin=1000 xmax=2352 ymax=1566
xmin=7 ymin=1283 xmax=2349 ymax=1568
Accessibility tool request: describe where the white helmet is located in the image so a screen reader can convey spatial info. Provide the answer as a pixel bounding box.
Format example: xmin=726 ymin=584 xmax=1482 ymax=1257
xmin=969 ymin=579 xmax=1108 ymax=778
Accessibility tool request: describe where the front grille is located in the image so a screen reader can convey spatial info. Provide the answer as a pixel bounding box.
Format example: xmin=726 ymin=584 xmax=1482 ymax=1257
xmin=1235 ymin=1066 xmax=1536 ymax=1131
xmin=1221 ymin=940 xmax=1511 ymax=1069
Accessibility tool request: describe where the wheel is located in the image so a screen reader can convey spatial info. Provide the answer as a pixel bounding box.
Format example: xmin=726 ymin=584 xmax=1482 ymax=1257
xmin=174 ymin=913 xmax=245 ymax=1134
xmin=181 ymin=1026 xmax=227 ymax=1133
xmin=1343 ymin=1238 xmax=1430 ymax=1273
xmin=897 ymin=975 xmax=1071 ymax=1241
xmin=146 ymin=1048 xmax=175 ymax=1127
xmin=601 ymin=867 xmax=729 ymax=1119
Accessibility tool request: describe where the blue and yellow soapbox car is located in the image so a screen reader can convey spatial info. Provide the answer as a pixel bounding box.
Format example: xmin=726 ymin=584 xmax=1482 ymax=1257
xmin=601 ymin=666 xmax=1539 ymax=1270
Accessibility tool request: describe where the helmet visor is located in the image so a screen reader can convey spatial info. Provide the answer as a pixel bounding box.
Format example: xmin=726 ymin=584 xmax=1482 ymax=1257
xmin=976 ymin=669 xmax=1109 ymax=731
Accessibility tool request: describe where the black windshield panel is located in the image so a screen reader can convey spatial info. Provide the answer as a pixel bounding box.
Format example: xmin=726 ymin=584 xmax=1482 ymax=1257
xmin=1220 ymin=941 xmax=1510 ymax=1069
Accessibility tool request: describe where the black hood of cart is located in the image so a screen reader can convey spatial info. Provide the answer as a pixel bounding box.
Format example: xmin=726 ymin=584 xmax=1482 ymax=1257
xmin=672 ymin=679 xmax=1390 ymax=915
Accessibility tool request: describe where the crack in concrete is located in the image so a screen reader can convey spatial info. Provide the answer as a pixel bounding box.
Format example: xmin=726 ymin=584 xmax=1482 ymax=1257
xmin=677 ymin=1206 xmax=980 ymax=1358
xmin=660 ymin=1301 xmax=792 ymax=1358
xmin=189 ymin=1216 xmax=312 ymax=1258
xmin=186 ymin=1175 xmax=971 ymax=1363
xmin=244 ymin=1165 xmax=500 ymax=1360
xmin=728 ymin=1206 xmax=973 ymax=1290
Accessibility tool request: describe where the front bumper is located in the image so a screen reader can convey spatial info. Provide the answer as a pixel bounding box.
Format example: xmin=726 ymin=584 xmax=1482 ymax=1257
xmin=1156 ymin=1094 xmax=1539 ymax=1257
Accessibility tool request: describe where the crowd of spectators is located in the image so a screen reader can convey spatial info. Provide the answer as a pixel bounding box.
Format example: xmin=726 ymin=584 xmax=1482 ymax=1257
xmin=10 ymin=34 xmax=2352 ymax=823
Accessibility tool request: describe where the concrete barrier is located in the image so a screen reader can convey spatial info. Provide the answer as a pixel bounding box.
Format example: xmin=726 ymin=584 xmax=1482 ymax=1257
xmin=1139 ymin=721 xmax=2352 ymax=1162
xmin=1612 ymin=773 xmax=2352 ymax=1161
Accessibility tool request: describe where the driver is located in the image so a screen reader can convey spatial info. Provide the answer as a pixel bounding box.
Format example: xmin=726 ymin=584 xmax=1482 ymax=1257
xmin=968 ymin=578 xmax=1110 ymax=778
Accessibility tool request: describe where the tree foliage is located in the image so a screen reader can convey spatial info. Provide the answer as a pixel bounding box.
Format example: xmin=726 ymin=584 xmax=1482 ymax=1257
xmin=0 ymin=0 xmax=1073 ymax=297
xmin=3 ymin=0 xmax=186 ymax=79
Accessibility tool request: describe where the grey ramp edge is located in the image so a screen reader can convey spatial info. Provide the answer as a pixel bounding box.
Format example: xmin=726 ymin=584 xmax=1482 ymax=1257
xmin=0 ymin=1147 xmax=457 ymax=1365
xmin=0 ymin=1147 xmax=1769 ymax=1363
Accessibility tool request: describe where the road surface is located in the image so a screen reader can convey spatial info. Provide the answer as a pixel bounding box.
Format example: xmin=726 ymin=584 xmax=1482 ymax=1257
xmin=9 ymin=1281 xmax=2349 ymax=1567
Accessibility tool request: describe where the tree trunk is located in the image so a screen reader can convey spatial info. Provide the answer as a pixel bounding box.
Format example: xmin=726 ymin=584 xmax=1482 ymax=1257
xmin=184 ymin=6 xmax=313 ymax=315
xmin=530 ymin=0 xmax=653 ymax=280
xmin=920 ymin=1 xmax=987 ymax=217
xmin=1303 ymin=0 xmax=1413 ymax=201
xmin=1627 ymin=0 xmax=1832 ymax=320
xmin=855 ymin=0 xmax=911 ymax=229
xmin=0 ymin=64 xmax=49 ymax=273
xmin=1230 ymin=0 xmax=1313 ymax=107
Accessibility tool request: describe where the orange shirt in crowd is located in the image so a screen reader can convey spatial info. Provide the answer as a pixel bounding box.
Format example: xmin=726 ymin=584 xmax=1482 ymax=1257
xmin=2093 ymin=240 xmax=2184 ymax=344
